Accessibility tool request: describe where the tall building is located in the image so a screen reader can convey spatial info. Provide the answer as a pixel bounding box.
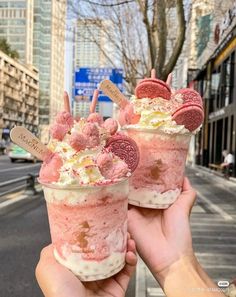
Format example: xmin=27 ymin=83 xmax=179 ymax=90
xmin=33 ymin=0 xmax=66 ymax=143
xmin=0 ymin=50 xmax=39 ymax=141
xmin=0 ymin=0 xmax=66 ymax=143
xmin=0 ymin=0 xmax=34 ymax=64
xmin=73 ymin=19 xmax=112 ymax=118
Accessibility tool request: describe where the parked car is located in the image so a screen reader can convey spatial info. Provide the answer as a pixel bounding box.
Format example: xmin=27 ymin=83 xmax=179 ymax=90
xmin=8 ymin=144 xmax=37 ymax=163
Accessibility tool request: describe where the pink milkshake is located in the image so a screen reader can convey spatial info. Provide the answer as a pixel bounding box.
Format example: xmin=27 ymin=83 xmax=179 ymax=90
xmin=38 ymin=92 xmax=139 ymax=280
xmin=118 ymin=71 xmax=204 ymax=209
xmin=42 ymin=180 xmax=129 ymax=281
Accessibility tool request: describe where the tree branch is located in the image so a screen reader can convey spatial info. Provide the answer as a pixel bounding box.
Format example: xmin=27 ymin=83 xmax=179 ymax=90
xmin=155 ymin=0 xmax=167 ymax=78
xmin=81 ymin=0 xmax=134 ymax=7
xmin=162 ymin=0 xmax=185 ymax=80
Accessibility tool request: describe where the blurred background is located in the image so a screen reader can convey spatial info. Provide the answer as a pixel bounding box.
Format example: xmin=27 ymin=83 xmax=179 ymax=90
xmin=0 ymin=0 xmax=236 ymax=296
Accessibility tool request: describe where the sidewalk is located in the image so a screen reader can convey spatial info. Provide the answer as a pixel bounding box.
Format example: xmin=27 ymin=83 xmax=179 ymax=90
xmin=135 ymin=166 xmax=236 ymax=297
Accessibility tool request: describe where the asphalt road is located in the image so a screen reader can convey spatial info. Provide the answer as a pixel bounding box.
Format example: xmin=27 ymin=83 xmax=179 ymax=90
xmin=0 ymin=155 xmax=41 ymax=198
xmin=0 ymin=166 xmax=235 ymax=297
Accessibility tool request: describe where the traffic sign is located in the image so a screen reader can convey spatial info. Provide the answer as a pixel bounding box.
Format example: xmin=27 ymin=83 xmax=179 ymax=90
xmin=74 ymin=67 xmax=123 ymax=102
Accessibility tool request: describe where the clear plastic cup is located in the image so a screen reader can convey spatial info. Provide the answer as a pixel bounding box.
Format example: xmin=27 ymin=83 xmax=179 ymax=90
xmin=123 ymin=128 xmax=191 ymax=209
xmin=41 ymin=179 xmax=129 ymax=281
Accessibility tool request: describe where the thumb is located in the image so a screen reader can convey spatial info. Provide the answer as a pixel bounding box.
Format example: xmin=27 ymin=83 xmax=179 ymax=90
xmin=175 ymin=177 xmax=197 ymax=216
xmin=36 ymin=245 xmax=84 ymax=297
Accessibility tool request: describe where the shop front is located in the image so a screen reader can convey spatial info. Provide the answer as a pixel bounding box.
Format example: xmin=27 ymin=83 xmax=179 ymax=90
xmin=193 ymin=28 xmax=236 ymax=176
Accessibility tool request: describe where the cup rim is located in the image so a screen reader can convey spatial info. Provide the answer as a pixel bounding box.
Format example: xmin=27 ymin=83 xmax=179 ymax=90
xmin=38 ymin=176 xmax=129 ymax=190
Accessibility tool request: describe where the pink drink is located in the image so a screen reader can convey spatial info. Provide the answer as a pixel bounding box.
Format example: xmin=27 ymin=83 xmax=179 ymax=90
xmin=124 ymin=128 xmax=190 ymax=208
xmin=42 ymin=179 xmax=129 ymax=281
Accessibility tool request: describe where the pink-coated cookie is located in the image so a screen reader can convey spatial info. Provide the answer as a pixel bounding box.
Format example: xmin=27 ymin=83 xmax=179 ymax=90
xmin=174 ymin=89 xmax=203 ymax=107
xmin=68 ymin=132 xmax=87 ymax=151
xmin=172 ymin=104 xmax=204 ymax=132
xmin=103 ymin=118 xmax=118 ymax=135
xmin=87 ymin=112 xmax=104 ymax=125
xmin=56 ymin=111 xmax=74 ymax=127
xmin=50 ymin=123 xmax=69 ymax=141
xmin=105 ymin=134 xmax=139 ymax=172
xmin=135 ymin=78 xmax=171 ymax=100
xmin=39 ymin=153 xmax=63 ymax=183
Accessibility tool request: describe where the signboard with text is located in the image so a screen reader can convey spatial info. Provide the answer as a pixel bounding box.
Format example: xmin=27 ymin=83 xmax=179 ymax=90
xmin=74 ymin=67 xmax=123 ymax=102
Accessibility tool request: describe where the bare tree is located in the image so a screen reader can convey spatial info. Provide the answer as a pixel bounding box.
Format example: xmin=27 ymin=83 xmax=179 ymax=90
xmin=68 ymin=0 xmax=186 ymax=93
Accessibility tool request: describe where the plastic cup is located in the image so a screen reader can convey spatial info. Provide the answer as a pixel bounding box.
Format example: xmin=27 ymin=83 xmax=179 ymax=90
xmin=123 ymin=128 xmax=191 ymax=209
xmin=41 ymin=179 xmax=129 ymax=281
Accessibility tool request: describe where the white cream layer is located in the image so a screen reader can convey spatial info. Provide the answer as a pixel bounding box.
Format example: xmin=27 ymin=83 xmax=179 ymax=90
xmin=128 ymin=186 xmax=181 ymax=209
xmin=54 ymin=248 xmax=125 ymax=281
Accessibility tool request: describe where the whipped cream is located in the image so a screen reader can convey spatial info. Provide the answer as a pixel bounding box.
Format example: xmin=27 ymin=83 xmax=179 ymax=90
xmin=127 ymin=95 xmax=193 ymax=134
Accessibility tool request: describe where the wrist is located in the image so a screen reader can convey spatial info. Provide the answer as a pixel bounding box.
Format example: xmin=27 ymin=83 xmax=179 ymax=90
xmin=155 ymin=254 xmax=224 ymax=297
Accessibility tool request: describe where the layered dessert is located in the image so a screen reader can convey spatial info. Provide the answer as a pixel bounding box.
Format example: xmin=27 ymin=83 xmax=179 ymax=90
xmin=117 ymin=70 xmax=204 ymax=208
xmin=39 ymin=100 xmax=139 ymax=280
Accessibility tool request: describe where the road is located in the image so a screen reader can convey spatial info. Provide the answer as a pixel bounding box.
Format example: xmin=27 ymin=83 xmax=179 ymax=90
xmin=0 ymin=166 xmax=236 ymax=297
xmin=0 ymin=155 xmax=41 ymax=199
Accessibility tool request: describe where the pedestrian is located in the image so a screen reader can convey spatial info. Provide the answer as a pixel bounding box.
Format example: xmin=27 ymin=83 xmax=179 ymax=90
xmin=221 ymin=150 xmax=234 ymax=179
xmin=36 ymin=177 xmax=227 ymax=297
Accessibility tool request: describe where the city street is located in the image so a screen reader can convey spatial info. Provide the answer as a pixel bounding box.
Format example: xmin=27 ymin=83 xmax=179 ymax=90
xmin=0 ymin=156 xmax=41 ymax=199
xmin=0 ymin=166 xmax=235 ymax=297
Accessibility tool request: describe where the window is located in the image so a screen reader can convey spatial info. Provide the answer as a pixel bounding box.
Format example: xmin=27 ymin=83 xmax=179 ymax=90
xmin=0 ymin=2 xmax=8 ymax=7
xmin=9 ymin=1 xmax=26 ymax=8
xmin=8 ymin=19 xmax=26 ymax=26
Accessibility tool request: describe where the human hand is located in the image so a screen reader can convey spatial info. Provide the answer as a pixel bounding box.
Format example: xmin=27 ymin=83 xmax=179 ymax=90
xmin=36 ymin=238 xmax=137 ymax=297
xmin=128 ymin=177 xmax=197 ymax=282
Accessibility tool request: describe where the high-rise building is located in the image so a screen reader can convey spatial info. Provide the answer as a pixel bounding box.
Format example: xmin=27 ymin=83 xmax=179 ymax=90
xmin=0 ymin=0 xmax=34 ymax=64
xmin=0 ymin=0 xmax=66 ymax=143
xmin=33 ymin=0 xmax=66 ymax=143
xmin=73 ymin=19 xmax=112 ymax=118
xmin=0 ymin=50 xmax=39 ymax=141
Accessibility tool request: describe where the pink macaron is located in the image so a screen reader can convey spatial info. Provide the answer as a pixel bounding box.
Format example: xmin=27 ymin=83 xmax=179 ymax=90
xmin=135 ymin=78 xmax=171 ymax=100
xmin=172 ymin=103 xmax=204 ymax=132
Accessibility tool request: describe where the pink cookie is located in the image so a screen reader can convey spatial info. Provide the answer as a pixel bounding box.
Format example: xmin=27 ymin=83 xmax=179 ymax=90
xmin=174 ymin=89 xmax=203 ymax=107
xmin=172 ymin=104 xmax=204 ymax=132
xmin=39 ymin=153 xmax=63 ymax=183
xmin=50 ymin=123 xmax=69 ymax=141
xmin=105 ymin=134 xmax=139 ymax=172
xmin=103 ymin=118 xmax=118 ymax=135
xmin=135 ymin=78 xmax=171 ymax=100
xmin=68 ymin=132 xmax=86 ymax=151
xmin=56 ymin=111 xmax=74 ymax=127
xmin=87 ymin=112 xmax=104 ymax=125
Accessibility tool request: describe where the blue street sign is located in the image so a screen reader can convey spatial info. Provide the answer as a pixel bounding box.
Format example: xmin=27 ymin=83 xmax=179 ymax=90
xmin=74 ymin=68 xmax=123 ymax=102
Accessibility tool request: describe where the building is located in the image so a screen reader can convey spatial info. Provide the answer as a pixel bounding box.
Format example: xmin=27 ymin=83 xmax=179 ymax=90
xmin=33 ymin=0 xmax=66 ymax=143
xmin=0 ymin=0 xmax=66 ymax=143
xmin=73 ymin=19 xmax=113 ymax=118
xmin=0 ymin=50 xmax=39 ymax=141
xmin=0 ymin=0 xmax=34 ymax=64
xmin=187 ymin=0 xmax=236 ymax=176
